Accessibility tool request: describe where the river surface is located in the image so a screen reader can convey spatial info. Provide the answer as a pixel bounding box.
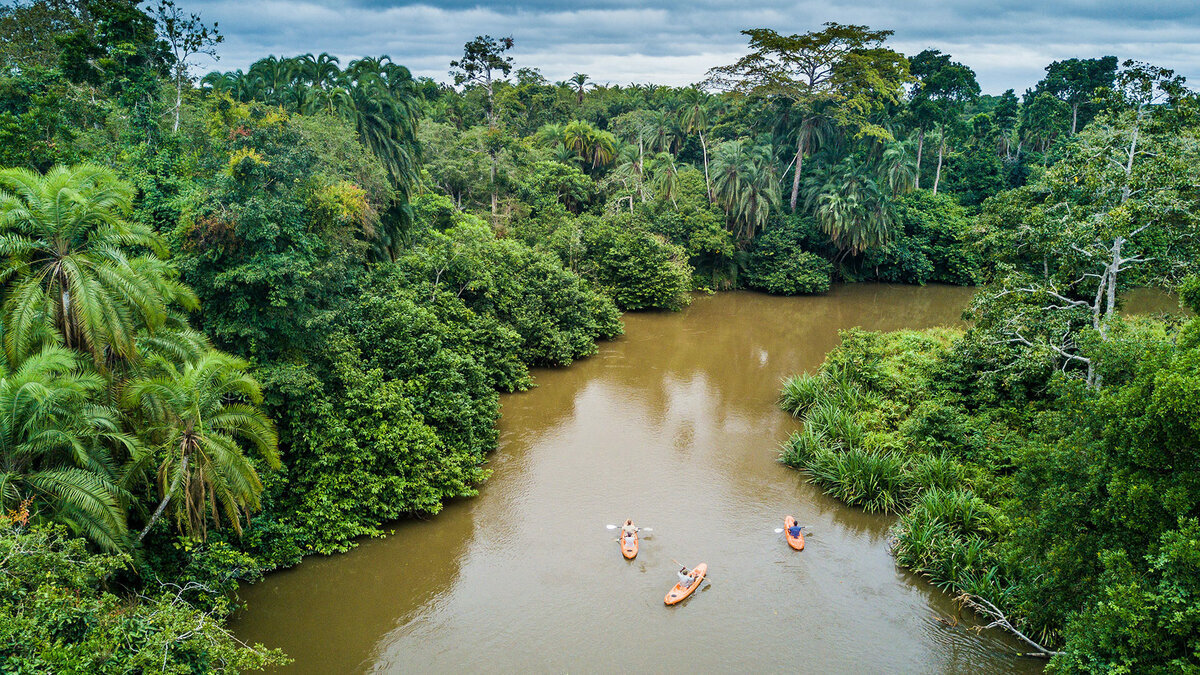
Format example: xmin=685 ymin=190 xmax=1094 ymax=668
xmin=234 ymin=285 xmax=1180 ymax=673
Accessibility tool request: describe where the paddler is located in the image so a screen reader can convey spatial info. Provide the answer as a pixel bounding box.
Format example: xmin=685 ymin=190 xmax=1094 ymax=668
xmin=621 ymin=519 xmax=638 ymax=538
xmin=676 ymin=566 xmax=694 ymax=589
xmin=787 ymin=523 xmax=803 ymax=538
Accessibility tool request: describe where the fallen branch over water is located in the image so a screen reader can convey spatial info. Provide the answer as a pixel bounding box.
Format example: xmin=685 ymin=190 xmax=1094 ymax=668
xmin=954 ymin=593 xmax=1064 ymax=658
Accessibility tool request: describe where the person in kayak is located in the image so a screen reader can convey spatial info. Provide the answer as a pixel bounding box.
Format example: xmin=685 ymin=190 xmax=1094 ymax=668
xmin=677 ymin=566 xmax=694 ymax=589
xmin=621 ymin=519 xmax=638 ymax=538
xmin=787 ymin=523 xmax=803 ymax=538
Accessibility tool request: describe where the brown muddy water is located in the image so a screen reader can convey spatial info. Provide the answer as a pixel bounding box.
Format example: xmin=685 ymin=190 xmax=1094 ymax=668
xmin=233 ymin=285 xmax=1182 ymax=673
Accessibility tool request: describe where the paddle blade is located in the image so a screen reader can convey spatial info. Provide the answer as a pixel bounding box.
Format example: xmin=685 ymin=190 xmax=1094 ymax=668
xmin=606 ymin=524 xmax=618 ymax=529
xmin=774 ymin=528 xmax=784 ymax=533
xmin=640 ymin=527 xmax=653 ymax=532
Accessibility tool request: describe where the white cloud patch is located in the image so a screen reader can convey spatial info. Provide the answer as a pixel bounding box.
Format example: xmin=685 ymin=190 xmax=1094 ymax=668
xmin=190 ymin=0 xmax=1200 ymax=93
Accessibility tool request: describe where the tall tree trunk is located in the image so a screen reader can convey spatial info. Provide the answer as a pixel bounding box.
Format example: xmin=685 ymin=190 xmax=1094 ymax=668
xmin=138 ymin=455 xmax=188 ymax=542
xmin=485 ymin=70 xmax=495 ymax=128
xmin=915 ymin=127 xmax=924 ymax=190
xmin=1105 ymin=238 xmax=1122 ymax=325
xmin=789 ymin=129 xmax=806 ymax=212
xmin=932 ymin=124 xmax=946 ymax=195
xmin=700 ymin=132 xmax=712 ymax=202
xmin=1071 ymin=102 xmax=1078 ymax=135
xmin=490 ymin=156 xmax=498 ymax=217
xmin=173 ymin=74 xmax=183 ymax=133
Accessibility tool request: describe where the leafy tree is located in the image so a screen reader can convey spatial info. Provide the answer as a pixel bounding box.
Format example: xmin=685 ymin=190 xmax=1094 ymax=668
xmin=57 ymin=0 xmax=168 ymax=133
xmin=706 ymin=23 xmax=910 ymax=211
xmin=583 ymin=223 xmax=692 ymax=310
xmin=152 ymin=0 xmax=222 ymax=133
xmin=0 ymin=521 xmax=286 ymax=671
xmin=1018 ymin=89 xmax=1070 ymax=160
xmin=979 ymin=63 xmax=1198 ymax=387
xmin=519 ymin=160 xmax=595 ymax=213
xmin=991 ymin=89 xmax=1020 ymax=161
xmin=908 ymin=49 xmax=980 ymax=194
xmin=1036 ymin=56 xmax=1118 ymax=134
xmin=745 ymin=222 xmax=832 ymax=294
xmin=450 ymin=35 xmax=515 ymax=126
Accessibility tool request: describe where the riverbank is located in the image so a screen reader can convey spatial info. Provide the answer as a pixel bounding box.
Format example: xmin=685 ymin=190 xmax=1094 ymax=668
xmin=776 ymin=286 xmax=1192 ymax=669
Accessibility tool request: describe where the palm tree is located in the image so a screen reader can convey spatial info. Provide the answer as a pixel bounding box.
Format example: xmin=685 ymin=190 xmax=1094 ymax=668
xmin=563 ymin=120 xmax=593 ymax=158
xmin=712 ymin=139 xmax=781 ymax=242
xmin=607 ymin=144 xmax=647 ymax=210
xmin=643 ymin=111 xmax=673 ymax=154
xmin=679 ymin=91 xmax=715 ymax=200
xmin=199 ymin=71 xmax=233 ymax=95
xmin=878 ymin=141 xmax=917 ymax=198
xmin=803 ymin=157 xmax=895 ymax=256
xmin=346 ymin=71 xmax=420 ymax=194
xmin=587 ymin=129 xmax=617 ymax=169
xmin=249 ymin=55 xmax=293 ymax=103
xmin=125 ymin=350 xmax=279 ymax=542
xmin=0 ymin=345 xmax=137 ymax=551
xmin=782 ymin=104 xmax=836 ymax=211
xmin=296 ymin=52 xmax=341 ymax=89
xmin=534 ymin=122 xmax=566 ymax=148
xmin=648 ymin=152 xmax=680 ymax=207
xmin=0 ymin=165 xmax=199 ymax=366
xmin=548 ymin=144 xmax=582 ymax=167
xmin=569 ymin=73 xmax=592 ymax=105
xmin=563 ymin=120 xmax=615 ymax=170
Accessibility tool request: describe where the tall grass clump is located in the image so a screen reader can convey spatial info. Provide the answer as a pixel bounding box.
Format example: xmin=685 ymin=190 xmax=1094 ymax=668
xmin=907 ymin=452 xmax=968 ymax=492
xmin=780 ymin=372 xmax=825 ymax=417
xmin=892 ymin=488 xmax=1011 ymax=599
xmin=801 ymin=445 xmax=913 ymax=513
xmin=805 ymin=399 xmax=868 ymax=449
xmin=781 ymin=426 xmax=832 ymax=466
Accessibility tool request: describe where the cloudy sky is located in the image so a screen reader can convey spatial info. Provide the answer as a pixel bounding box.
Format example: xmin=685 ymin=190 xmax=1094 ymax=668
xmin=188 ymin=0 xmax=1199 ymax=94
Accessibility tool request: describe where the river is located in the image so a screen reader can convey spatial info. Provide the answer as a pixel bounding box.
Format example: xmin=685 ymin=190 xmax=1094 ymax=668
xmin=233 ymin=284 xmax=1181 ymax=673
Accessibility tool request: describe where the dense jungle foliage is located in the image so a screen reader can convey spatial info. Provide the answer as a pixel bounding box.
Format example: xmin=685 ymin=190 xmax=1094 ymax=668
xmin=780 ymin=68 xmax=1200 ymax=671
xmin=0 ymin=0 xmax=1194 ymax=671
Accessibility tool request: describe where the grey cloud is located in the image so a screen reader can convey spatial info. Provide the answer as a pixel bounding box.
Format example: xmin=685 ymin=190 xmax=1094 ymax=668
xmin=192 ymin=0 xmax=1200 ymax=93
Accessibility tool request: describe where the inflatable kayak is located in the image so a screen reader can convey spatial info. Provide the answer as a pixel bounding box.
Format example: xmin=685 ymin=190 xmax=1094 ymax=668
xmin=665 ymin=563 xmax=707 ymax=605
xmin=784 ymin=516 xmax=805 ymax=551
xmin=620 ymin=529 xmax=638 ymax=559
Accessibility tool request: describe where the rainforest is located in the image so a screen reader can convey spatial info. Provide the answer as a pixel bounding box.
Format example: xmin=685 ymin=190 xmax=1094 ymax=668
xmin=0 ymin=1 xmax=1197 ymax=672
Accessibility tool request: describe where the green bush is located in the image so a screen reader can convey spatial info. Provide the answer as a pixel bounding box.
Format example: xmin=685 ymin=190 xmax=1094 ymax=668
xmin=582 ymin=223 xmax=693 ymax=311
xmin=745 ymin=222 xmax=832 ymax=294
xmin=0 ymin=523 xmax=286 ymax=673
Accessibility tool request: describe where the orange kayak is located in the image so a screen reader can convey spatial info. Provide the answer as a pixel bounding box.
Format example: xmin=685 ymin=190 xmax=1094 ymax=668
xmin=620 ymin=530 xmax=638 ymax=559
xmin=664 ymin=563 xmax=707 ymax=605
xmin=784 ymin=516 xmax=805 ymax=551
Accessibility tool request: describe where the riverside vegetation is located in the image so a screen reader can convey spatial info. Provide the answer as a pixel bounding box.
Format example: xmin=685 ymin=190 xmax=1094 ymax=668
xmin=780 ymin=69 xmax=1200 ymax=671
xmin=0 ymin=1 xmax=1195 ymax=671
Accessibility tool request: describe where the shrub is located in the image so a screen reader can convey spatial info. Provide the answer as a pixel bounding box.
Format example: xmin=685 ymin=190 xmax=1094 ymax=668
xmin=582 ymin=224 xmax=693 ymax=311
xmin=744 ymin=222 xmax=832 ymax=294
xmin=0 ymin=523 xmax=286 ymax=673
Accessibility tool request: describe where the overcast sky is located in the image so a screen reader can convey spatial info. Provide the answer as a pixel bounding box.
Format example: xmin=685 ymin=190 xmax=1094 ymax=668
xmin=188 ymin=0 xmax=1199 ymax=94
